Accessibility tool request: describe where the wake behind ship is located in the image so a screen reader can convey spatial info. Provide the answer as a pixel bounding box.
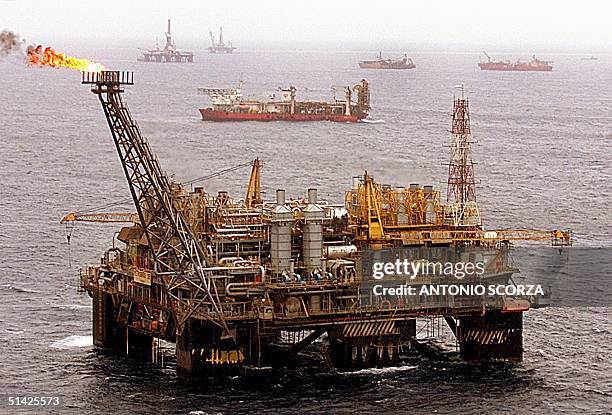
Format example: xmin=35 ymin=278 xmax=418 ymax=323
xmin=478 ymin=51 xmax=552 ymax=71
xmin=198 ymin=80 xmax=370 ymax=122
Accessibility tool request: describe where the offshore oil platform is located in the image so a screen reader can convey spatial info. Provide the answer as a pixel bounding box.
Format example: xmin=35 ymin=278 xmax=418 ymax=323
xmin=138 ymin=19 xmax=194 ymax=63
xmin=208 ymin=27 xmax=236 ymax=54
xmin=72 ymin=71 xmax=570 ymax=376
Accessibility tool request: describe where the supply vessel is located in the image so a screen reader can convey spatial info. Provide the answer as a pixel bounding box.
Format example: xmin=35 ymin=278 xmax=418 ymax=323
xmin=72 ymin=71 xmax=571 ymax=377
xmin=198 ymin=80 xmax=370 ymax=122
xmin=478 ymin=51 xmax=552 ymax=71
xmin=359 ymin=52 xmax=416 ymax=69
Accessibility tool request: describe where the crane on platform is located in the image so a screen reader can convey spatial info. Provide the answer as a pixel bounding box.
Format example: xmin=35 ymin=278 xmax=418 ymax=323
xmin=81 ymin=71 xmax=231 ymax=337
xmin=60 ymin=159 xmax=257 ymax=225
xmin=209 ymin=30 xmax=215 ymax=48
xmin=60 ymin=212 xmax=139 ymax=224
xmin=397 ymin=228 xmax=572 ymax=246
xmin=361 ymin=171 xmax=384 ymax=241
xmin=348 ymin=173 xmax=572 ymax=247
xmin=245 ymin=158 xmax=263 ymax=209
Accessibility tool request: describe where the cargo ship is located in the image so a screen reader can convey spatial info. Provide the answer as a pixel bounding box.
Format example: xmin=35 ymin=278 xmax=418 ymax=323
xmin=359 ymin=52 xmax=416 ymax=69
xmin=198 ymin=80 xmax=370 ymax=122
xmin=478 ymin=51 xmax=552 ymax=71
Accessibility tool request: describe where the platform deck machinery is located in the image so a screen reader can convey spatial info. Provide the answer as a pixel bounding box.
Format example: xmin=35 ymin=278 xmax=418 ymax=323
xmin=76 ymin=71 xmax=570 ymax=375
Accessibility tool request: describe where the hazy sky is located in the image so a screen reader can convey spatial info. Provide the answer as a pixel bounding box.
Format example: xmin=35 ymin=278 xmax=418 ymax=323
xmin=1 ymin=0 xmax=611 ymax=51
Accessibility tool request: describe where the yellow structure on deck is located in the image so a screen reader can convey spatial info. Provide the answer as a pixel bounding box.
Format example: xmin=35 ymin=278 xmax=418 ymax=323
xmin=345 ymin=172 xmax=570 ymax=247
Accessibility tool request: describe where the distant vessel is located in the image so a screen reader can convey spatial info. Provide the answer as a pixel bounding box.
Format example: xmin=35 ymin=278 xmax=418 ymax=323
xmin=208 ymin=28 xmax=236 ymax=54
xmin=478 ymin=51 xmax=552 ymax=72
xmin=198 ymin=80 xmax=370 ymax=122
xmin=581 ymin=56 xmax=598 ymax=61
xmin=359 ymin=52 xmax=416 ymax=69
xmin=138 ymin=19 xmax=194 ymax=63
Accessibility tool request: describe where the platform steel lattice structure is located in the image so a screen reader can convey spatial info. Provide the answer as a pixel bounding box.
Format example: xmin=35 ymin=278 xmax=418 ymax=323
xmin=82 ymin=71 xmax=229 ymax=335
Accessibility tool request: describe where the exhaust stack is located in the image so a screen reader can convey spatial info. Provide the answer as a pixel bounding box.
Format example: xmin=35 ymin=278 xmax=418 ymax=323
xmin=271 ymin=189 xmax=292 ymax=274
xmin=303 ymin=188 xmax=324 ymax=272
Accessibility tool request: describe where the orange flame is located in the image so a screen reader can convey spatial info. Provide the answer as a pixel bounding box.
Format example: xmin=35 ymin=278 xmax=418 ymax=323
xmin=27 ymin=45 xmax=105 ymax=72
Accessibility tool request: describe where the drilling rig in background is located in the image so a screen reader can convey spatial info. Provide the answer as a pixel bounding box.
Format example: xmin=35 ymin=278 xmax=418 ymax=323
xmin=76 ymin=71 xmax=570 ymax=376
xmin=208 ymin=27 xmax=236 ymax=54
xmin=138 ymin=19 xmax=194 ymax=63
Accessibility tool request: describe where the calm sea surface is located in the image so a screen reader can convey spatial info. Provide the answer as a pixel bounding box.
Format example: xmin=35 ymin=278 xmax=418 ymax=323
xmin=1 ymin=49 xmax=611 ymax=414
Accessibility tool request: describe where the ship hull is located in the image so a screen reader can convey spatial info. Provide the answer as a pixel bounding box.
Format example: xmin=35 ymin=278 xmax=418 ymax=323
xmin=199 ymin=108 xmax=363 ymax=122
xmin=478 ymin=63 xmax=552 ymax=72
xmin=359 ymin=62 xmax=415 ymax=70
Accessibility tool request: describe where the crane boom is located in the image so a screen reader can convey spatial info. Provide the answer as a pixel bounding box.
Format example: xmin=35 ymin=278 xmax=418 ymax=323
xmin=60 ymin=212 xmax=138 ymax=224
xmin=61 ymin=160 xmax=257 ymax=225
xmin=81 ymin=71 xmax=230 ymax=335
xmin=397 ymin=228 xmax=572 ymax=246
xmin=245 ymin=158 xmax=263 ymax=208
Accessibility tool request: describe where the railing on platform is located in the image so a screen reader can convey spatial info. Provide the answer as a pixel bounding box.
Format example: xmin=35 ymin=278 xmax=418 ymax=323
xmin=82 ymin=70 xmax=134 ymax=86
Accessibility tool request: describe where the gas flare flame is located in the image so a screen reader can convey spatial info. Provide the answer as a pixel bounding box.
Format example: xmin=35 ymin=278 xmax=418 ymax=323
xmin=27 ymin=45 xmax=104 ymax=72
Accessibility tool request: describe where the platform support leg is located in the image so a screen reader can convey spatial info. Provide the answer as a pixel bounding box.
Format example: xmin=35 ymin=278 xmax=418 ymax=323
xmin=327 ymin=319 xmax=415 ymax=369
xmin=92 ymin=290 xmax=125 ymax=353
xmin=457 ymin=310 xmax=523 ymax=362
xmin=175 ymin=319 xmax=246 ymax=377
xmin=176 ymin=320 xmax=205 ymax=377
xmin=126 ymin=329 xmax=153 ymax=360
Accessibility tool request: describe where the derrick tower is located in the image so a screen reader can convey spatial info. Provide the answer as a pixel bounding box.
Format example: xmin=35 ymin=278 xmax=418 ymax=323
xmin=446 ymin=87 xmax=480 ymax=227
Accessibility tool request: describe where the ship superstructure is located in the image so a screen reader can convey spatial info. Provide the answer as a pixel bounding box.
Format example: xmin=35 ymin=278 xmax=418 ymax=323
xmin=478 ymin=51 xmax=552 ymax=71
xmin=138 ymin=19 xmax=194 ymax=63
xmin=197 ymin=80 xmax=371 ymax=122
xmin=359 ymin=52 xmax=416 ymax=70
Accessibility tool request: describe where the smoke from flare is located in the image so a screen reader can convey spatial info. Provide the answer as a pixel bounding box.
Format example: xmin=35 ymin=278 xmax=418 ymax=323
xmin=0 ymin=29 xmax=24 ymax=57
xmin=27 ymin=45 xmax=105 ymax=72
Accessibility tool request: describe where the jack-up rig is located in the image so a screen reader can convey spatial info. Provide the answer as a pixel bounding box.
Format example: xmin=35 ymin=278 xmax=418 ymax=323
xmin=74 ymin=71 xmax=570 ymax=375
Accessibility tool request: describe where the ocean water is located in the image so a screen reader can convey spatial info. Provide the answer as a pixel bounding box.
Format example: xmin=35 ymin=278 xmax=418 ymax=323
xmin=0 ymin=49 xmax=611 ymax=414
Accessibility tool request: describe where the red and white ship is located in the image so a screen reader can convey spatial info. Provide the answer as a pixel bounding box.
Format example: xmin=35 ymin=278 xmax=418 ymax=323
xmin=478 ymin=51 xmax=553 ymax=72
xmin=197 ymin=80 xmax=370 ymax=122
